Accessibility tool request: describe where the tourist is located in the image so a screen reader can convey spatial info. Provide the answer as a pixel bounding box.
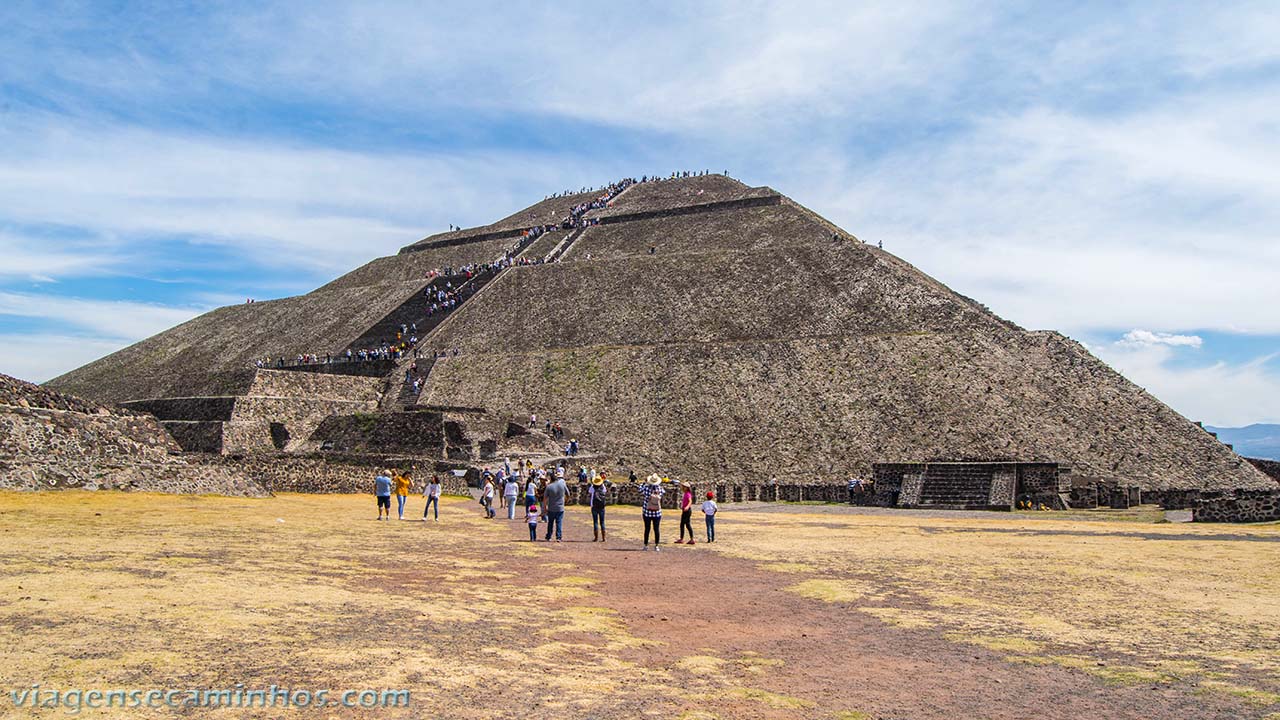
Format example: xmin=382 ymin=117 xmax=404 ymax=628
xmin=677 ymin=481 xmax=695 ymax=544
xmin=375 ymin=470 xmax=392 ymax=521
xmin=702 ymin=491 xmax=718 ymax=542
xmin=524 ymin=474 xmax=539 ymax=511
xmin=422 ymin=474 xmax=441 ymax=521
xmin=639 ymin=473 xmax=664 ymax=551
xmin=525 ymin=502 xmax=541 ymax=541
xmin=495 ymin=468 xmax=507 ymax=511
xmin=543 ymin=471 xmax=567 ymax=542
xmin=504 ymin=474 xmax=519 ymax=520
xmin=589 ymin=473 xmax=609 ymax=542
xmin=481 ymin=474 xmax=496 ymax=518
xmin=847 ymin=476 xmax=859 ymax=504
xmin=394 ymin=470 xmax=412 ymax=520
xmin=537 ymin=472 xmax=549 ymax=522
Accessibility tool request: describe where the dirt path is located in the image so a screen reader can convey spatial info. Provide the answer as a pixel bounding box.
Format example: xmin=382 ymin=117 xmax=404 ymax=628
xmin=513 ymin=506 xmax=1253 ymax=719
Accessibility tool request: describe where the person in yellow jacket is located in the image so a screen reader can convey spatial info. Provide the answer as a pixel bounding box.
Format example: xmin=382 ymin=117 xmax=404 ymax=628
xmin=393 ymin=470 xmax=413 ymax=520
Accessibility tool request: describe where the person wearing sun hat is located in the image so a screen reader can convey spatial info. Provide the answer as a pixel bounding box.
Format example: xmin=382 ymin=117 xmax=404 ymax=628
xmin=638 ymin=473 xmax=665 ymax=551
xmin=589 ymin=472 xmax=611 ymax=542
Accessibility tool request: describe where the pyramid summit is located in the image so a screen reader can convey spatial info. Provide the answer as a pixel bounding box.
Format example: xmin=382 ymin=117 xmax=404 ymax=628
xmin=45 ymin=172 xmax=1273 ymax=503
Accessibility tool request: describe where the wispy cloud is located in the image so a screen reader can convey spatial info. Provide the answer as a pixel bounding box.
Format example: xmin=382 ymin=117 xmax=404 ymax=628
xmin=1093 ymin=342 xmax=1280 ymax=426
xmin=0 ymin=230 xmax=119 ymax=281
xmin=0 ymin=115 xmax=614 ymax=278
xmin=1118 ymin=330 xmax=1203 ymax=349
xmin=0 ymin=333 xmax=128 ymax=385
xmin=0 ymin=292 xmax=202 ymax=342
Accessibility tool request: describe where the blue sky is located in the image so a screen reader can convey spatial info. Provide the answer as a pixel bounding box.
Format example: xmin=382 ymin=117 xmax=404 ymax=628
xmin=1 ymin=1 xmax=1277 ymax=426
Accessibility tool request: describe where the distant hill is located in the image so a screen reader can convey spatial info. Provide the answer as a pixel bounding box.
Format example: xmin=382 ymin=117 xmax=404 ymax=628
xmin=1206 ymin=425 xmax=1280 ymax=461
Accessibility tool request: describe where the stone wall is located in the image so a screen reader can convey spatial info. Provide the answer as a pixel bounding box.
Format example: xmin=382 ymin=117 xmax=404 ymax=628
xmin=1191 ymin=490 xmax=1280 ymax=523
xmin=205 ymin=452 xmax=470 ymax=495
xmin=555 ymin=481 xmax=856 ymax=508
xmin=1245 ymin=458 xmax=1280 ymax=483
xmin=225 ymin=397 xmax=378 ymax=453
xmin=1 ymin=393 xmax=264 ymax=496
xmin=586 ymin=175 xmax=759 ymax=217
xmin=587 ymin=190 xmax=780 ymax=224
xmin=310 ymin=411 xmax=445 ymax=454
xmin=567 ymin=202 xmax=831 ymax=262
xmin=160 ymin=420 xmax=224 ymax=453
xmin=122 ymin=396 xmax=237 ymax=421
xmin=247 ymin=369 xmax=383 ymax=402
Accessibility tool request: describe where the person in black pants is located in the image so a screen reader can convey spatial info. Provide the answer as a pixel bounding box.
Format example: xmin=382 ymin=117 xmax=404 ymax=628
xmin=639 ymin=474 xmax=664 ymax=551
xmin=677 ymin=481 xmax=696 ymax=544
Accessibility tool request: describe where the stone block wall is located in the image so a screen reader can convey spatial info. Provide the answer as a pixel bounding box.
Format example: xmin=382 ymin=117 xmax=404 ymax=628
xmin=559 ymin=481 xmax=860 ymax=508
xmin=1191 ymin=490 xmax=1280 ymax=523
xmin=122 ymin=397 xmax=237 ymax=421
xmin=310 ymin=411 xmax=445 ymax=454
xmin=247 ymin=369 xmax=382 ymax=402
xmin=161 ymin=420 xmax=224 ymax=453
xmin=205 ymin=452 xmax=470 ymax=495
xmin=226 ymin=396 xmax=378 ymax=453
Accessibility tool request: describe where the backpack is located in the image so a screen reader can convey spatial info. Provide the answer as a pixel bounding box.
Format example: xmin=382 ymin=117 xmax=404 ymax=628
xmin=645 ymin=489 xmax=662 ymax=512
xmin=591 ymin=486 xmax=608 ymax=509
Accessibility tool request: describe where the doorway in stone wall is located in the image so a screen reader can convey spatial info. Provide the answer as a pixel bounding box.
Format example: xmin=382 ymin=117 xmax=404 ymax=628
xmin=269 ymin=422 xmax=290 ymax=450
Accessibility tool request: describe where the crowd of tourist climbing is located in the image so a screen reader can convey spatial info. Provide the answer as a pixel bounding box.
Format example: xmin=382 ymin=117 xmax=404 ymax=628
xmin=249 ymin=173 xmax=733 ymax=394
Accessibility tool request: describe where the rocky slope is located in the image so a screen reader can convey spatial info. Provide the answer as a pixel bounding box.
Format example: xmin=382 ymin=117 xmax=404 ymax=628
xmin=0 ymin=374 xmax=265 ymax=495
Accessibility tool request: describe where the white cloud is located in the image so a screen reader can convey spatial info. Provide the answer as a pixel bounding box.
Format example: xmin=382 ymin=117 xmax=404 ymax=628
xmin=0 ymin=231 xmax=119 ymax=281
xmin=1117 ymin=330 xmax=1203 ymax=349
xmin=0 ymin=334 xmax=127 ymax=385
xmin=0 ymin=292 xmax=202 ymax=342
xmin=1093 ymin=343 xmax=1280 ymax=427
xmin=806 ymin=89 xmax=1280 ymax=335
xmin=0 ymin=117 xmax=612 ymax=279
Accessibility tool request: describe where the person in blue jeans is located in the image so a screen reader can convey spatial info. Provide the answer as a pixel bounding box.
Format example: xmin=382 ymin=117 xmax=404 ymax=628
xmin=504 ymin=475 xmax=519 ymax=520
xmin=525 ymin=504 xmax=541 ymax=541
xmin=542 ymin=474 xmax=567 ymax=542
xmin=422 ymin=475 xmax=441 ymax=521
xmin=702 ymin=491 xmax=718 ymax=542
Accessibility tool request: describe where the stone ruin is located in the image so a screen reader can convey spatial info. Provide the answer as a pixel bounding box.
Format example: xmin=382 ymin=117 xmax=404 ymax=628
xmin=33 ymin=174 xmax=1277 ymax=517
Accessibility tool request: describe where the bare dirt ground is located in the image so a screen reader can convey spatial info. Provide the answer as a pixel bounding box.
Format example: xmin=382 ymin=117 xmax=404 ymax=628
xmin=1 ymin=491 xmax=1277 ymax=719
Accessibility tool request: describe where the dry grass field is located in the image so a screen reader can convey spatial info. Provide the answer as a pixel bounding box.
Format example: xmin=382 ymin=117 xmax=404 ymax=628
xmin=0 ymin=491 xmax=1276 ymax=719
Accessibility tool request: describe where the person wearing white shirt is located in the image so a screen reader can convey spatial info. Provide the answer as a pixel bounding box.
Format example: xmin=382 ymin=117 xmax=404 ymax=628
xmin=422 ymin=475 xmax=442 ymax=521
xmin=701 ymin=492 xmax=719 ymax=543
xmin=503 ymin=477 xmax=519 ymax=519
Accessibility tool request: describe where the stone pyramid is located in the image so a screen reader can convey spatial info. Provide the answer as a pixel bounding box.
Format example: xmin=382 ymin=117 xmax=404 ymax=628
xmin=47 ymin=174 xmax=1271 ymax=493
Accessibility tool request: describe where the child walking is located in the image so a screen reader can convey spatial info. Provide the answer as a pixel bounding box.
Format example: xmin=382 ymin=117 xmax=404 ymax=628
xmin=702 ymin=491 xmax=718 ymax=542
xmin=525 ymin=503 xmax=541 ymax=542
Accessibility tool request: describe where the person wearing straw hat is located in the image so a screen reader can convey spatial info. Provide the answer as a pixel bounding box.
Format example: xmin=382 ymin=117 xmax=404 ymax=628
xmin=589 ymin=472 xmax=611 ymax=542
xmin=638 ymin=473 xmax=665 ymax=551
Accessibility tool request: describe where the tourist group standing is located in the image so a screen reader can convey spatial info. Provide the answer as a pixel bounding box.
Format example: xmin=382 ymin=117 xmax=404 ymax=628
xmin=372 ymin=463 xmax=720 ymax=546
